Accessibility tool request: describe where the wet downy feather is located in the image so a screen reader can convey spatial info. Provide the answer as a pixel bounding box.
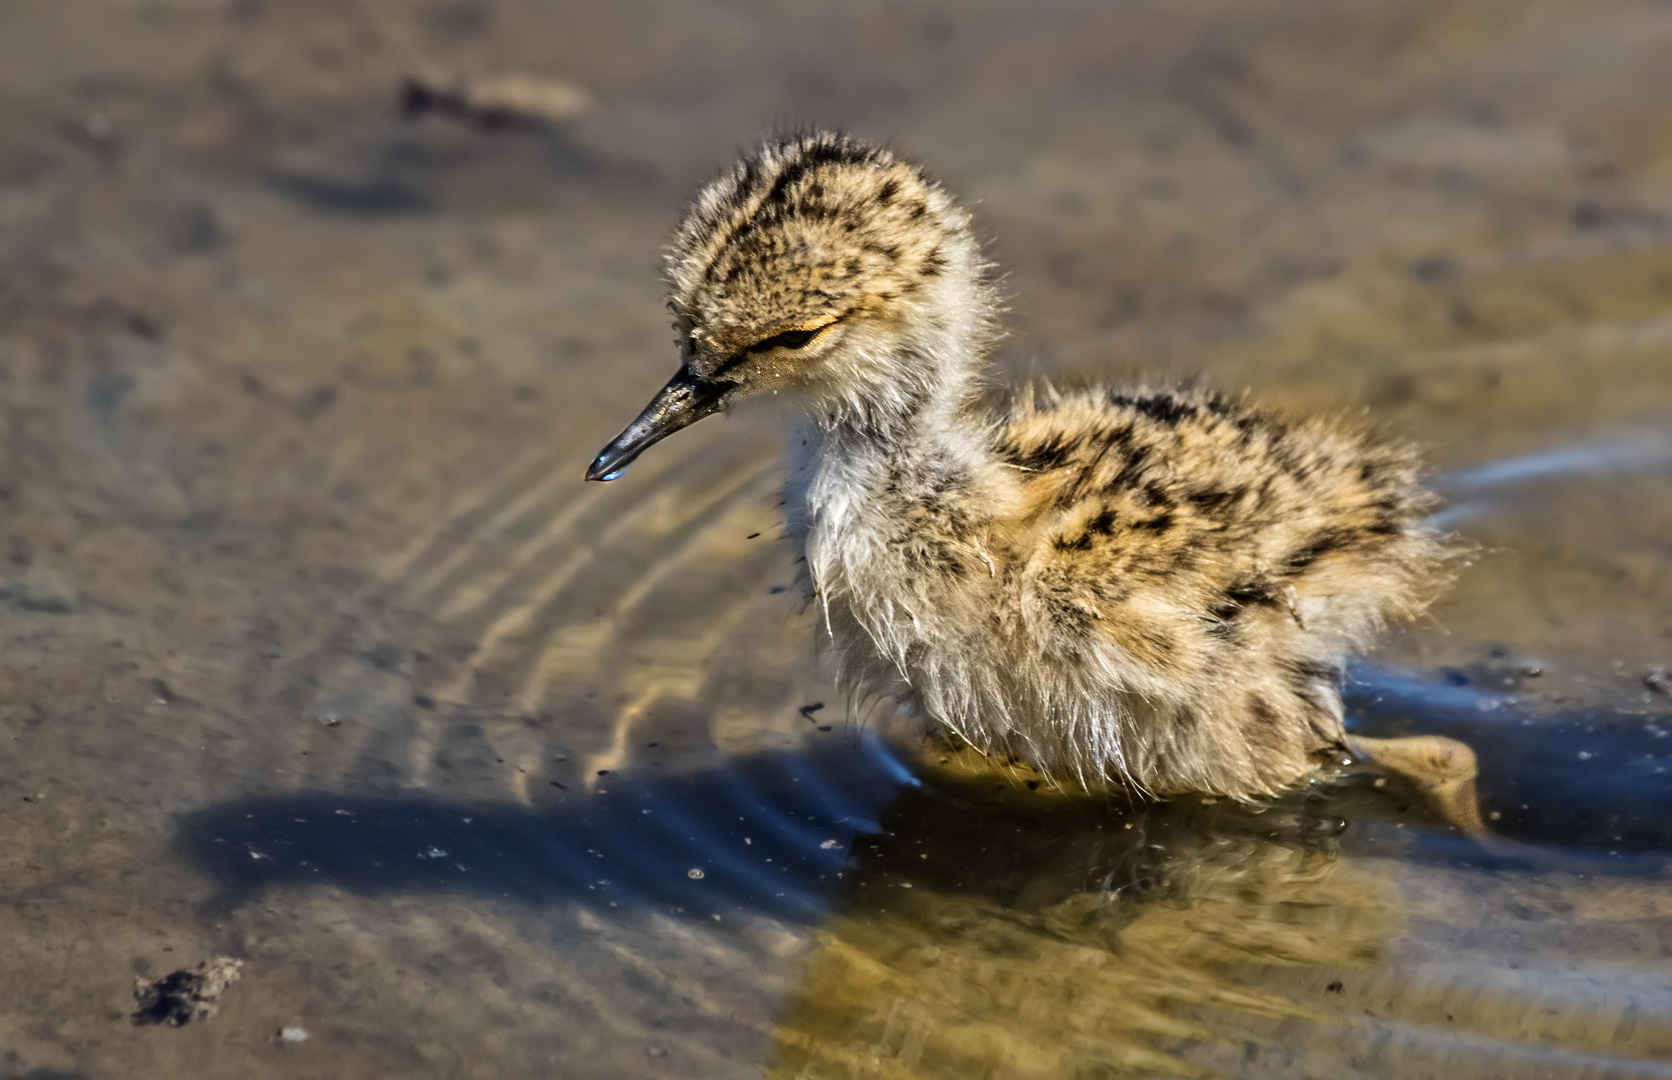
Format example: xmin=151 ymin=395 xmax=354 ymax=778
xmin=623 ymin=130 xmax=1452 ymax=800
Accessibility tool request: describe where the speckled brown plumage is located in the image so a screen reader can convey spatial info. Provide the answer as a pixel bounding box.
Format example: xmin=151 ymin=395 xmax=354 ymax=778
xmin=590 ymin=131 xmax=1455 ymax=802
xmin=980 ymin=383 xmax=1444 ymax=794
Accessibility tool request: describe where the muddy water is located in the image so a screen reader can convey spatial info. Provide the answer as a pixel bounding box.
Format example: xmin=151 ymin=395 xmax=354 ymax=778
xmin=2 ymin=1 xmax=1671 ymax=1076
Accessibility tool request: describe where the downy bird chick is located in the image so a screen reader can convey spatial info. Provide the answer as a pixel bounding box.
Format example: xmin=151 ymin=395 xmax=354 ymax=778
xmin=588 ymin=131 xmax=1476 ymax=819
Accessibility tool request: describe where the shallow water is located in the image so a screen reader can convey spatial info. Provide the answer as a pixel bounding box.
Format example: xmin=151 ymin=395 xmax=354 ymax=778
xmin=3 ymin=1 xmax=1672 ymax=1077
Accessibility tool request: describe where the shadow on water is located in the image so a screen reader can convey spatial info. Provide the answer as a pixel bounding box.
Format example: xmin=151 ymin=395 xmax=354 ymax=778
xmin=176 ymin=738 xmax=903 ymax=922
xmin=1347 ymin=664 xmax=1672 ymax=865
xmin=164 ymin=670 xmax=1672 ymax=1077
xmin=175 ymin=668 xmax=1672 ymax=928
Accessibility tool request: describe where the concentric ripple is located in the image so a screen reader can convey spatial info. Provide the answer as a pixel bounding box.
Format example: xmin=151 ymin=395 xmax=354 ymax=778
xmin=194 ymin=422 xmax=930 ymax=932
xmin=179 ymin=427 xmax=1672 ymax=1079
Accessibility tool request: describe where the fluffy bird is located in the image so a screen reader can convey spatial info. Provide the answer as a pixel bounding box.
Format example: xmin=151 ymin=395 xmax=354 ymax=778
xmin=589 ymin=131 xmax=1476 ymax=817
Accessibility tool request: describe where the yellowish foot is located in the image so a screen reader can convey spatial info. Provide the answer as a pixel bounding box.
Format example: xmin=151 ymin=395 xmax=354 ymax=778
xmin=1346 ymin=733 xmax=1487 ymax=837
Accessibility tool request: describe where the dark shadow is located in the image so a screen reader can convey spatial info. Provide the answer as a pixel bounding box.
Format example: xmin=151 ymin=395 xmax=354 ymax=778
xmin=262 ymin=170 xmax=433 ymax=217
xmin=176 ymin=739 xmax=902 ymax=922
xmin=174 ymin=672 xmax=1672 ymax=922
xmin=176 ymin=742 xmax=1380 ymax=928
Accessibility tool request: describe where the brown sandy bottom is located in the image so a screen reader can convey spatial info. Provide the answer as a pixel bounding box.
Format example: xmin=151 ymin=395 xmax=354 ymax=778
xmin=2 ymin=0 xmax=1672 ymax=1076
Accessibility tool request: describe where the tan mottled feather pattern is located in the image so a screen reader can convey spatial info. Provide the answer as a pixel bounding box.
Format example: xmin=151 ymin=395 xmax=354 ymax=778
xmin=637 ymin=131 xmax=1453 ymax=800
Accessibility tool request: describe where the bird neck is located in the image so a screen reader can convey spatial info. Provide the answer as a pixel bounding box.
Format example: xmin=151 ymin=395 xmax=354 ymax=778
xmin=813 ymin=357 xmax=985 ymax=477
xmin=789 ymin=309 xmax=1010 ymax=574
xmin=811 ymin=262 xmax=999 ymax=463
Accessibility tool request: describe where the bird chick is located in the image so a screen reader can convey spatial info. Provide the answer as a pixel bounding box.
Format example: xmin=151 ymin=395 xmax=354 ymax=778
xmin=589 ymin=131 xmax=1460 ymax=807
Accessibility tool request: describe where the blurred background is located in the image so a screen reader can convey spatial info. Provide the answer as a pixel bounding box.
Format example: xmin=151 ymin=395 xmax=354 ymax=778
xmin=2 ymin=1 xmax=1671 ymax=1077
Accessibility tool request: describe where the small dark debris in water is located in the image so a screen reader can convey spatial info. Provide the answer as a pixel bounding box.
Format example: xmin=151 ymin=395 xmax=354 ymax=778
xmin=413 ymin=695 xmax=435 ymax=710
xmin=1025 ymin=780 xmax=1039 ymax=791
xmin=1520 ymin=664 xmax=1543 ymax=677
xmin=597 ymin=769 xmax=611 ymax=776
xmin=818 ymin=725 xmax=833 ymax=732
xmin=170 ymin=203 xmax=221 ymax=253
xmin=549 ymin=781 xmax=567 ymax=790
xmin=646 ymin=742 xmax=659 ymax=748
xmin=1440 ymin=667 xmax=1468 ymax=687
xmin=362 ymin=642 xmax=404 ymax=672
xmin=1326 ymin=980 xmax=1345 ymax=993
xmin=151 ymin=679 xmax=177 ymax=704
xmin=133 ymin=956 xmax=243 ymax=1026
xmin=85 ymin=368 xmax=137 ymax=425
xmin=798 ymin=702 xmax=825 ymax=720
xmin=746 ymin=532 xmax=762 ymax=539
xmin=1571 ymin=199 xmax=1608 ymax=229
xmin=400 ymin=68 xmax=589 ymax=129
xmin=770 ymin=584 xmax=787 ymax=594
xmin=1408 ymin=256 xmax=1455 ymax=283
xmin=20 ymin=792 xmax=44 ymax=803
xmin=294 ymin=384 xmax=338 ymax=422
xmin=1645 ymin=667 xmax=1672 ymax=696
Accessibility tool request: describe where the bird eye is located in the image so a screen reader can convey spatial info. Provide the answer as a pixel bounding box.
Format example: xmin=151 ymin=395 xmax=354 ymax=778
xmin=748 ymin=327 xmax=821 ymax=353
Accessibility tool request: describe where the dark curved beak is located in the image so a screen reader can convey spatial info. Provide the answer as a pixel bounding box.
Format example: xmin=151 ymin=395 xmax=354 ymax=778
xmin=585 ymin=367 xmax=730 ymax=482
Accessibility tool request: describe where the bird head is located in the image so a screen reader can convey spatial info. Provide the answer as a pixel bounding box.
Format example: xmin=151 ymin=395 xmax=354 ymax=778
xmin=587 ymin=130 xmax=991 ymax=482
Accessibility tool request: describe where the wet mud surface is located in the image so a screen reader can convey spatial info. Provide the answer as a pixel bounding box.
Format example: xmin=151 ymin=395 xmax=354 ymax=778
xmin=2 ymin=1 xmax=1672 ymax=1076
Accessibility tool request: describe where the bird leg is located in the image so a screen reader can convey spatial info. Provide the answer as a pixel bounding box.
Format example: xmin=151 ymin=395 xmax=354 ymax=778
xmin=1345 ymin=733 xmax=1487 ymax=837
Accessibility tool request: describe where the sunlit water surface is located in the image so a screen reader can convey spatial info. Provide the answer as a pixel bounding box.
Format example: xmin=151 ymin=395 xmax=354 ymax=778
xmin=2 ymin=1 xmax=1672 ymax=1078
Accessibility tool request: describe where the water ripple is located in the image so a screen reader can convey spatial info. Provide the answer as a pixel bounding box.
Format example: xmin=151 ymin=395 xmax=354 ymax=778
xmin=187 ymin=427 xmax=1672 ymax=1079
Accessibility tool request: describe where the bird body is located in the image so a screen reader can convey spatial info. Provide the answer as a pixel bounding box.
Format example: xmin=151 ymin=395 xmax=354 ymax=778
xmin=590 ymin=131 xmax=1451 ymax=802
